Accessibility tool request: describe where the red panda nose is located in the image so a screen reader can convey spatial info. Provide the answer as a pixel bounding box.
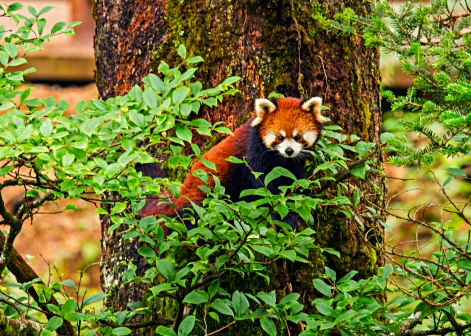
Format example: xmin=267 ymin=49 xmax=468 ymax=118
xmin=285 ymin=148 xmax=294 ymax=156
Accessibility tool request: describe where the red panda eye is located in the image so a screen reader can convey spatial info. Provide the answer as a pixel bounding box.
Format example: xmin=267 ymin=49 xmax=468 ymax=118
xmin=277 ymin=135 xmax=284 ymax=141
xmin=294 ymin=135 xmax=301 ymax=141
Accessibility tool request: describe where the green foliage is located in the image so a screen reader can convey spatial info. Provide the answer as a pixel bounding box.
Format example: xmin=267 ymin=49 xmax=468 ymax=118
xmin=313 ymin=1 xmax=471 ymax=335
xmin=317 ymin=0 xmax=471 ymax=167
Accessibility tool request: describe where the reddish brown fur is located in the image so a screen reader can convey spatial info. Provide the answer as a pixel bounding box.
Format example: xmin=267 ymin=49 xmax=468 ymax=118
xmin=259 ymin=98 xmax=321 ymax=146
xmin=139 ymin=121 xmax=251 ymax=232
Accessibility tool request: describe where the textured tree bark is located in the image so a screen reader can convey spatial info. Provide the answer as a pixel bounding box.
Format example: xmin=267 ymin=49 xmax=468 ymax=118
xmin=0 ymin=312 xmax=42 ymax=336
xmin=94 ymin=0 xmax=385 ymax=335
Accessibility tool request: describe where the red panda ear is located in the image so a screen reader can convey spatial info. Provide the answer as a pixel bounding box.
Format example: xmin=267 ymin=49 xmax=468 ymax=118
xmin=301 ymin=97 xmax=326 ymax=122
xmin=251 ymin=98 xmax=276 ymax=126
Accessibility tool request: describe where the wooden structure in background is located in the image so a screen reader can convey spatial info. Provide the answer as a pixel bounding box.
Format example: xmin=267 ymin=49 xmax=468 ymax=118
xmin=13 ymin=0 xmax=95 ymax=82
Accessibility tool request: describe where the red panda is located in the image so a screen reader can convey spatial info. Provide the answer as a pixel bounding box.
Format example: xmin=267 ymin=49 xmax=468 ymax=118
xmin=138 ymin=97 xmax=325 ymax=234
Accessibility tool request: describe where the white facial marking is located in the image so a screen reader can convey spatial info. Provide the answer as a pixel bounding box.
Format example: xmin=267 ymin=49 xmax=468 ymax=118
xmin=277 ymin=138 xmax=304 ymax=158
xmin=293 ymin=130 xmax=298 ymax=137
xmin=263 ymin=132 xmax=276 ymax=148
xmin=303 ymin=131 xmax=317 ymax=146
xmin=280 ymin=130 xmax=286 ymax=137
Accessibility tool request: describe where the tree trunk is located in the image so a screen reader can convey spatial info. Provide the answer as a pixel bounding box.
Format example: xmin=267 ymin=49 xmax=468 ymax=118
xmin=93 ymin=0 xmax=385 ymax=335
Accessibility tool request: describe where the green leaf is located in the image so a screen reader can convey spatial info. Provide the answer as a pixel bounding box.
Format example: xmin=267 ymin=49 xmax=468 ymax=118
xmin=121 ymin=139 xmax=135 ymax=152
xmin=59 ymin=279 xmax=77 ymax=291
xmin=260 ymin=316 xmax=276 ymax=336
xmin=178 ymin=316 xmax=195 ymax=336
xmin=84 ymin=329 xmax=98 ymax=336
xmin=443 ymin=176 xmax=454 ymax=187
xmin=251 ymin=245 xmax=274 ymax=257
xmin=25 ymin=190 xmax=40 ymax=198
xmin=113 ymin=327 xmax=132 ymax=335
xmin=143 ymin=89 xmax=158 ymax=108
xmin=45 ymin=317 xmax=63 ymax=331
xmin=129 ymin=110 xmax=145 ymax=128
xmin=51 ymin=22 xmax=66 ymax=34
xmin=333 ymin=309 xmax=357 ymax=325
xmin=62 ymin=153 xmax=74 ymax=168
xmin=8 ymin=58 xmax=27 ymax=66
xmin=138 ymin=246 xmax=156 ymax=259
xmin=446 ymin=167 xmax=467 ymax=178
xmin=233 ymin=291 xmax=250 ymax=316
xmin=39 ymin=118 xmax=53 ymax=137
xmin=350 ymin=163 xmax=366 ymax=179
xmin=155 ymin=327 xmax=177 ymax=336
xmin=200 ymin=159 xmax=216 ymax=171
xmin=221 ymin=76 xmax=241 ymax=86
xmin=0 ymin=51 xmax=8 ymax=66
xmin=65 ymin=204 xmax=78 ymax=212
xmin=355 ymin=141 xmax=375 ymax=156
xmin=226 ymin=156 xmax=244 ymax=164
xmin=279 ymin=250 xmax=296 ymax=262
xmin=105 ymin=163 xmax=121 ymax=179
xmin=38 ymin=6 xmax=55 ymax=16
xmin=177 ymin=45 xmax=187 ymax=59
xmin=5 ymin=43 xmax=18 ymax=58
xmin=156 ymin=259 xmax=175 ymax=281
xmin=325 ymin=266 xmax=336 ymax=282
xmin=151 ymin=283 xmax=172 ymax=297
xmin=0 ymin=166 xmax=14 ymax=177
xmin=82 ymin=293 xmax=107 ymax=308
xmin=183 ymin=291 xmax=208 ymax=305
xmin=316 ymin=302 xmax=333 ymax=315
xmin=257 ymin=291 xmax=276 ymax=308
xmin=380 ymin=132 xmax=394 ymax=143
xmin=175 ymin=125 xmax=192 ymax=143
xmin=265 ymin=166 xmax=297 ymax=186
xmin=7 ymin=2 xmax=23 ymax=12
xmin=320 ymin=322 xmax=335 ymax=330
xmin=203 ymin=97 xmax=217 ymax=107
xmin=215 ymin=127 xmax=233 ymax=136
xmin=279 ymin=293 xmax=300 ymax=305
xmin=352 ymin=188 xmax=360 ymax=208
xmin=210 ymin=301 xmax=234 ymax=316
xmin=189 ymin=82 xmax=202 ymax=95
xmin=330 ymin=196 xmax=351 ymax=205
xmin=339 ymin=328 xmax=357 ymax=336
xmin=313 ymin=279 xmax=332 ymax=297
xmin=180 ymin=103 xmax=192 ymax=117
xmin=208 ymin=279 xmax=220 ymax=298
xmin=209 ymin=312 xmax=219 ymax=323
xmin=37 ymin=18 xmax=47 ymax=35
xmin=61 ymin=299 xmax=77 ymax=315
xmin=28 ymin=5 xmax=38 ymax=17
xmin=337 ymin=271 xmax=358 ymax=284
xmin=68 ymin=21 xmax=81 ymax=28
xmin=186 ymin=56 xmax=204 ymax=63
xmin=173 ymin=87 xmax=190 ymax=106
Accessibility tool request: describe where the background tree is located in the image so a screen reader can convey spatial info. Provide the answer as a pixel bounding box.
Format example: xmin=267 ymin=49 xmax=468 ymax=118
xmin=93 ymin=0 xmax=385 ymax=334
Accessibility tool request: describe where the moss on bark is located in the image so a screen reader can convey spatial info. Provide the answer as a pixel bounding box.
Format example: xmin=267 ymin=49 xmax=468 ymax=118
xmin=0 ymin=309 xmax=42 ymax=336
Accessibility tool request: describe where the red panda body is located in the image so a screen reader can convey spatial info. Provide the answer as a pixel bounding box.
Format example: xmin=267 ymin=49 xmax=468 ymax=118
xmin=139 ymin=97 xmax=325 ymax=234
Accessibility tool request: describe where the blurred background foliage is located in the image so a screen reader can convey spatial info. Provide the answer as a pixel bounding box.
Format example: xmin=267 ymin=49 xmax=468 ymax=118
xmin=2 ymin=0 xmax=471 ymax=318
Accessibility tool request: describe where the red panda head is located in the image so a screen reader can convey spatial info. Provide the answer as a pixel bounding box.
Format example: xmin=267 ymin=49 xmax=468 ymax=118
xmin=252 ymin=97 xmax=326 ymax=158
